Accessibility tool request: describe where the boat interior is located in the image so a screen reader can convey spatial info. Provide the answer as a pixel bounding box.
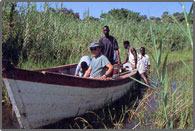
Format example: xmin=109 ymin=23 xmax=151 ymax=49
xmin=2 ymin=59 xmax=137 ymax=80
xmin=34 ymin=63 xmax=137 ymax=79
xmin=35 ymin=64 xmax=77 ymax=75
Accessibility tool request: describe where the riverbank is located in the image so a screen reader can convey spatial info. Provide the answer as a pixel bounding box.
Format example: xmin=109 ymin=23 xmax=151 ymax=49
xmin=130 ymin=50 xmax=193 ymax=129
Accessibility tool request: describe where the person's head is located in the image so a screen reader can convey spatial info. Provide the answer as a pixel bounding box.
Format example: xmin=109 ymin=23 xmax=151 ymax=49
xmin=103 ymin=25 xmax=110 ymax=37
xmin=123 ymin=41 xmax=130 ymax=49
xmin=80 ymin=61 xmax=89 ymax=73
xmin=89 ymin=42 xmax=102 ymax=58
xmin=140 ymin=47 xmax=145 ymax=56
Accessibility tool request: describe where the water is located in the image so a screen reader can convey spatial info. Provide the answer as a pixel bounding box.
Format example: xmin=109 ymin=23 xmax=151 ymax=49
xmin=123 ymin=80 xmax=182 ymax=129
xmin=171 ymin=81 xmax=184 ymax=94
xmin=123 ymin=89 xmax=158 ymax=129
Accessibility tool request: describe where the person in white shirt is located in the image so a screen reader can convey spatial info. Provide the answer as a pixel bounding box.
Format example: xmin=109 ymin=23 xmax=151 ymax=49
xmin=121 ymin=41 xmax=138 ymax=71
xmin=137 ymin=47 xmax=150 ymax=85
xmin=75 ymin=56 xmax=91 ymax=76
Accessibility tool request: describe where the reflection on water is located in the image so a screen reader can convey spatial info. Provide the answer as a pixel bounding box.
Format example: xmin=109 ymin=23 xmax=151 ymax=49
xmin=171 ymin=81 xmax=183 ymax=94
xmin=123 ymin=87 xmax=158 ymax=129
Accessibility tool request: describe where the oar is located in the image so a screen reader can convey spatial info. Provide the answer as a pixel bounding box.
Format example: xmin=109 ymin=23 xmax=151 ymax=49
xmin=118 ymin=66 xmax=155 ymax=90
xmin=119 ymin=69 xmax=137 ymax=75
xmin=128 ymin=76 xmax=155 ymax=90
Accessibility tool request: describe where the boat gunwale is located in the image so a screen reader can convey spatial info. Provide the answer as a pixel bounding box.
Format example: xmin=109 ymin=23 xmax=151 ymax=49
xmin=2 ymin=63 xmax=138 ymax=88
xmin=34 ymin=63 xmax=78 ymax=72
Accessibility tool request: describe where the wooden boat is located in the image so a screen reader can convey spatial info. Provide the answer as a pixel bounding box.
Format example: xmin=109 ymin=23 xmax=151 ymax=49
xmin=2 ymin=60 xmax=138 ymax=129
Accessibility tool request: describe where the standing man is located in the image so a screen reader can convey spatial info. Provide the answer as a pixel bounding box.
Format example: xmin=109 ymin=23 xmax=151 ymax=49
xmin=138 ymin=47 xmax=150 ymax=75
xmin=99 ymin=25 xmax=121 ymax=65
xmin=137 ymin=47 xmax=150 ymax=85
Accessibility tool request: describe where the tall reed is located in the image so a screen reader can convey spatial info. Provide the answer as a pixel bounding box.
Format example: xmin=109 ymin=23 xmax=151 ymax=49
xmin=2 ymin=2 xmax=193 ymax=129
xmin=2 ymin=2 xmax=192 ymax=69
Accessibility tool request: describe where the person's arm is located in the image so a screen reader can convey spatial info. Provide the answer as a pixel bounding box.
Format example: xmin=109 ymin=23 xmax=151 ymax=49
xmin=121 ymin=54 xmax=128 ymax=65
xmin=100 ymin=63 xmax=113 ymax=79
xmin=115 ymin=50 xmax=121 ymax=65
xmin=131 ymin=48 xmax=137 ymax=69
xmin=147 ymin=56 xmax=150 ymax=74
xmin=84 ymin=66 xmax=92 ymax=77
xmin=113 ymin=38 xmax=121 ymax=65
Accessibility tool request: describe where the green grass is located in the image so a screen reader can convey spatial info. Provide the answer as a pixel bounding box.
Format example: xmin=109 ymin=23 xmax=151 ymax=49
xmin=2 ymin=2 xmax=193 ymax=129
xmin=149 ymin=50 xmax=193 ymax=73
xmin=136 ymin=4 xmax=193 ymax=128
xmin=2 ymin=2 xmax=192 ymax=68
xmin=141 ymin=51 xmax=192 ymax=129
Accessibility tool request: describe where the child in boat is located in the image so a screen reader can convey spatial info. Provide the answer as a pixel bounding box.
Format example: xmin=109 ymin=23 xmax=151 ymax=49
xmin=75 ymin=56 xmax=91 ymax=77
xmin=84 ymin=42 xmax=113 ymax=79
xmin=121 ymin=41 xmax=138 ymax=71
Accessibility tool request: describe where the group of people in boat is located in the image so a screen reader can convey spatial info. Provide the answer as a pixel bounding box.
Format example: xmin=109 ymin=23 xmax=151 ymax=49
xmin=74 ymin=25 xmax=150 ymax=85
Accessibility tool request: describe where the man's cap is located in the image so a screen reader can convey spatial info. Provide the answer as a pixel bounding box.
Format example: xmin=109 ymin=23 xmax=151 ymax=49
xmin=89 ymin=42 xmax=101 ymax=48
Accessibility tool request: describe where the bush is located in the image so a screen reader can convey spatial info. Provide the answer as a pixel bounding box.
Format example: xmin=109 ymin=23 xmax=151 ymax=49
xmin=2 ymin=2 xmax=192 ymax=68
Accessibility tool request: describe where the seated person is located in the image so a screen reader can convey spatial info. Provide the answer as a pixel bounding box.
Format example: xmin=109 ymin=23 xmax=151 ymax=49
xmin=84 ymin=42 xmax=113 ymax=79
xmin=121 ymin=41 xmax=138 ymax=71
xmin=137 ymin=47 xmax=150 ymax=85
xmin=78 ymin=61 xmax=89 ymax=77
xmin=75 ymin=56 xmax=91 ymax=76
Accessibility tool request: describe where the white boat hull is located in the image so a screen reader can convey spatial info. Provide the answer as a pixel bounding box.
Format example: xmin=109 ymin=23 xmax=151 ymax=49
xmin=3 ymin=77 xmax=135 ymax=128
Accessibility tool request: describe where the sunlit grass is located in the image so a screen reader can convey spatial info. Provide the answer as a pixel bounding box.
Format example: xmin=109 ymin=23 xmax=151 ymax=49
xmin=2 ymin=2 xmax=193 ymax=129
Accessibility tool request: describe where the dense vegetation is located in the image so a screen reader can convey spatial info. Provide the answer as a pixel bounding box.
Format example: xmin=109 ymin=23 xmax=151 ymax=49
xmin=2 ymin=2 xmax=193 ymax=129
xmin=2 ymin=2 xmax=193 ymax=68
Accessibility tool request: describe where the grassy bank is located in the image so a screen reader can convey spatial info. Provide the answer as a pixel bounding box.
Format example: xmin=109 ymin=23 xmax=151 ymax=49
xmin=2 ymin=2 xmax=193 ymax=129
xmin=136 ymin=50 xmax=193 ymax=129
